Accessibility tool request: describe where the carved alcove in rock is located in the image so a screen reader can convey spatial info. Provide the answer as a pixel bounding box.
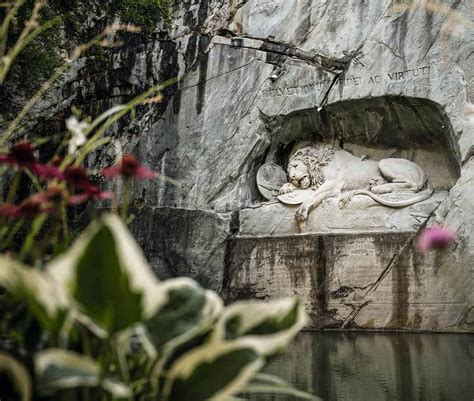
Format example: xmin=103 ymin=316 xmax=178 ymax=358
xmin=241 ymin=96 xmax=460 ymax=235
xmin=225 ymin=96 xmax=467 ymax=332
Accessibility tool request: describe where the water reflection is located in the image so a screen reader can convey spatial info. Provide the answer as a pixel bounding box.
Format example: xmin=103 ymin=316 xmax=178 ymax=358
xmin=252 ymin=332 xmax=474 ymax=401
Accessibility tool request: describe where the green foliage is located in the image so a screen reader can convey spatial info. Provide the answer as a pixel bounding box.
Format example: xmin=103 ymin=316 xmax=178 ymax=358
xmin=0 ymin=215 xmax=316 ymax=401
xmin=61 ymin=224 xmax=145 ymax=335
xmin=113 ymin=0 xmax=174 ymax=29
xmin=0 ymin=257 xmax=68 ymax=334
xmin=1 ymin=0 xmax=174 ymax=115
xmin=9 ymin=38 xmax=62 ymax=92
xmin=163 ymin=344 xmax=262 ymax=401
xmin=35 ymin=349 xmax=131 ymax=397
xmin=0 ymin=352 xmax=32 ymax=401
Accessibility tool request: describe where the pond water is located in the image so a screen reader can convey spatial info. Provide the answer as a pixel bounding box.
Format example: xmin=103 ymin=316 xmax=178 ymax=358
xmin=252 ymin=332 xmax=474 ymax=401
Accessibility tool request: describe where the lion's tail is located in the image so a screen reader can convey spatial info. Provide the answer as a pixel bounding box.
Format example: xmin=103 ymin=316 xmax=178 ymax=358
xmin=350 ymin=186 xmax=434 ymax=208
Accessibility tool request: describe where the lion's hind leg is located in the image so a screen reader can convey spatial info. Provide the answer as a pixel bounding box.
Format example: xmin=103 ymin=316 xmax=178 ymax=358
xmin=374 ymin=158 xmax=426 ymax=194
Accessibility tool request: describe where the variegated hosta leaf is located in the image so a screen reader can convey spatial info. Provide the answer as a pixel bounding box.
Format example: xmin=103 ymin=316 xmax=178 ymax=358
xmin=0 ymin=256 xmax=68 ymax=333
xmin=147 ymin=282 xmax=223 ymax=395
xmin=35 ymin=349 xmax=99 ymax=393
xmin=0 ymin=353 xmax=32 ymax=401
xmin=161 ymin=341 xmax=264 ymax=401
xmin=46 ymin=214 xmax=164 ymax=335
xmin=35 ymin=349 xmax=131 ymax=398
xmin=145 ymin=278 xmax=223 ymax=349
xmin=210 ymin=298 xmax=306 ymax=357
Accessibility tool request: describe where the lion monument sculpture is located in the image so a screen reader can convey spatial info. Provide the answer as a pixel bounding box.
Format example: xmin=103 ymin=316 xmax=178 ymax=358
xmin=278 ymin=143 xmax=433 ymax=230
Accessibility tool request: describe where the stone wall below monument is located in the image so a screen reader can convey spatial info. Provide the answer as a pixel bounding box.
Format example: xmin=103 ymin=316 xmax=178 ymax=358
xmin=224 ymin=233 xmax=473 ymax=332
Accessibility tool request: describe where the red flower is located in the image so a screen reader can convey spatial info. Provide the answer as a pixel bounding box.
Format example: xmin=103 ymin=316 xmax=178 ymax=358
xmin=63 ymin=166 xmax=92 ymax=188
xmin=0 ymin=141 xmax=63 ymax=179
xmin=78 ymin=184 xmax=113 ymax=201
xmin=51 ymin=156 xmax=64 ymax=167
xmin=62 ymin=166 xmax=111 ymax=202
xmin=0 ymin=204 xmax=21 ymax=219
xmin=30 ymin=185 xmax=83 ymax=206
xmin=32 ymin=164 xmax=64 ymax=180
xmin=0 ymin=141 xmax=37 ymax=165
xmin=0 ymin=199 xmax=47 ymax=219
xmin=416 ymin=226 xmax=457 ymax=254
xmin=29 ymin=185 xmax=111 ymax=207
xmin=103 ymin=155 xmax=156 ymax=179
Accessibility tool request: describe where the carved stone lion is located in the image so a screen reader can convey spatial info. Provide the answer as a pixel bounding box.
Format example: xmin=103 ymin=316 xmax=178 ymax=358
xmin=279 ymin=144 xmax=433 ymax=229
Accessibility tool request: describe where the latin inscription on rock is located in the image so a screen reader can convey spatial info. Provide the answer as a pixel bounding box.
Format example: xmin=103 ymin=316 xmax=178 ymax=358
xmin=261 ymin=65 xmax=432 ymax=98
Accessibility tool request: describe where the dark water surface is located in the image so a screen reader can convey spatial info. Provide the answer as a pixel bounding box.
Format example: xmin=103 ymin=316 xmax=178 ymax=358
xmin=255 ymin=332 xmax=474 ymax=401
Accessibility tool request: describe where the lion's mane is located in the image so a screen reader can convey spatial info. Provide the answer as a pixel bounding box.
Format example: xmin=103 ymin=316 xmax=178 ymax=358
xmin=290 ymin=144 xmax=335 ymax=188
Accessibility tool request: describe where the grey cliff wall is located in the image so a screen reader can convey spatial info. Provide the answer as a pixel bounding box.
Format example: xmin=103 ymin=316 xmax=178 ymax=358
xmin=36 ymin=0 xmax=473 ymax=331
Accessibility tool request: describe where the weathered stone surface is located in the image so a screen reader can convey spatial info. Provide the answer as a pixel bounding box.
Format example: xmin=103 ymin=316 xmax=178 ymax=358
xmin=31 ymin=0 xmax=473 ymax=331
xmin=225 ymin=233 xmax=472 ymax=332
xmin=130 ymin=207 xmax=232 ymax=292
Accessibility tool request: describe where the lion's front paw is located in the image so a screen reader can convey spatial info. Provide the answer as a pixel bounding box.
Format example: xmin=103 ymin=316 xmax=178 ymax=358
xmin=279 ymin=183 xmax=297 ymax=194
xmin=296 ymin=202 xmax=310 ymax=222
xmin=338 ymin=192 xmax=353 ymax=209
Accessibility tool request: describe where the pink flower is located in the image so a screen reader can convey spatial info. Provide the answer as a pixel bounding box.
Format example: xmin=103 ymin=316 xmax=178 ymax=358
xmin=0 ymin=199 xmax=49 ymax=219
xmin=416 ymin=226 xmax=457 ymax=254
xmin=61 ymin=166 xmax=111 ymax=202
xmin=63 ymin=166 xmax=91 ymax=189
xmin=103 ymin=155 xmax=156 ymax=179
xmin=77 ymin=185 xmax=113 ymax=202
xmin=30 ymin=185 xmax=89 ymax=206
xmin=0 ymin=141 xmax=63 ymax=179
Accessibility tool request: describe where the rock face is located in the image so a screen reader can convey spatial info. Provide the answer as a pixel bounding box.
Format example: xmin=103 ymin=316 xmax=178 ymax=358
xmin=39 ymin=0 xmax=473 ymax=331
xmin=226 ymin=233 xmax=471 ymax=331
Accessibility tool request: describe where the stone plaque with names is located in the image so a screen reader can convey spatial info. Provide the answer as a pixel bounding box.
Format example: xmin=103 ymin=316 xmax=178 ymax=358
xmin=225 ymin=233 xmax=471 ymax=331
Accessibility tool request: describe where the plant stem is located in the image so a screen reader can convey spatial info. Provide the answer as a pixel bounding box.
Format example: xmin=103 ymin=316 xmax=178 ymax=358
xmin=112 ymin=177 xmax=119 ymax=215
xmin=6 ymin=170 xmax=21 ymax=204
xmin=115 ymin=336 xmax=131 ymax=384
xmin=24 ymin=168 xmax=43 ymax=192
xmin=0 ymin=219 xmax=23 ymax=251
xmin=19 ymin=214 xmax=47 ymax=261
xmin=121 ymin=177 xmax=131 ymax=221
xmin=0 ymin=0 xmax=27 ymax=61
xmin=80 ymin=326 xmax=92 ymax=401
xmin=60 ymin=201 xmax=69 ymax=246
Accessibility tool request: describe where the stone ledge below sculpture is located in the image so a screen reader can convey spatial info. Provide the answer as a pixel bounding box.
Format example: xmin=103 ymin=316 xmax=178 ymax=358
xmin=239 ymin=191 xmax=448 ymax=236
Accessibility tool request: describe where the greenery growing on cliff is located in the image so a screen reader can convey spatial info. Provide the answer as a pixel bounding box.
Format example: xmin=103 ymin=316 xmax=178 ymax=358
xmin=113 ymin=0 xmax=174 ymax=28
xmin=0 ymin=0 xmax=173 ymax=118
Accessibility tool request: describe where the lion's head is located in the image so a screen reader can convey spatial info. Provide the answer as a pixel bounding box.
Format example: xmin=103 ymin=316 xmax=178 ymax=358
xmin=287 ymin=144 xmax=335 ymax=189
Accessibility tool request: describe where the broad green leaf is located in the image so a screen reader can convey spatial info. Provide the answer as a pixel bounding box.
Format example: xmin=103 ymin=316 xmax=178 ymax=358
xmin=145 ymin=278 xmax=223 ymax=348
xmin=0 ymin=353 xmax=32 ymax=401
xmin=35 ymin=349 xmax=99 ymax=393
xmin=148 ymin=283 xmax=223 ymax=395
xmin=47 ymin=214 xmax=164 ymax=335
xmin=35 ymin=349 xmax=131 ymax=397
xmin=210 ymin=299 xmax=306 ymax=357
xmin=102 ymin=377 xmax=132 ymax=398
xmin=161 ymin=341 xmax=264 ymax=401
xmin=0 ymin=256 xmax=68 ymax=333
